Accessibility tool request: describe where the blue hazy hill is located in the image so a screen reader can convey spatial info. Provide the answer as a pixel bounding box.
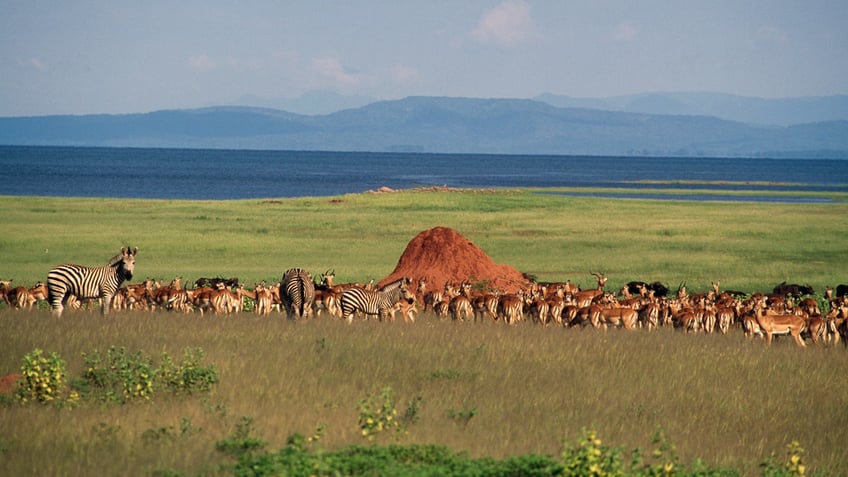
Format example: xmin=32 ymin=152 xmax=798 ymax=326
xmin=1 ymin=96 xmax=846 ymax=157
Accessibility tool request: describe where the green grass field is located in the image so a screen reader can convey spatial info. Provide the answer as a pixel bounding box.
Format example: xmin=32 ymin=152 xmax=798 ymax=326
xmin=1 ymin=188 xmax=847 ymax=476
xmin=2 ymin=188 xmax=847 ymax=292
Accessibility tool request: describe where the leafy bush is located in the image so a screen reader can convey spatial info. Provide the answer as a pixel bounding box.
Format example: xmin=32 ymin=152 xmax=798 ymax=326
xmin=157 ymin=347 xmax=218 ymax=394
xmin=357 ymin=386 xmax=401 ymax=441
xmin=16 ymin=349 xmax=69 ymax=404
xmin=79 ymin=346 xmax=217 ymax=403
xmin=760 ymin=441 xmax=808 ymax=477
xmin=561 ymin=428 xmax=623 ymax=477
xmin=215 ymin=416 xmax=267 ymax=459
xmin=11 ymin=346 xmax=219 ymax=406
xmin=81 ymin=346 xmax=155 ymax=403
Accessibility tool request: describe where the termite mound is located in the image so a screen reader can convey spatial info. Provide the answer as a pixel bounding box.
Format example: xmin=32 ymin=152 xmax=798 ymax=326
xmin=378 ymin=226 xmax=530 ymax=294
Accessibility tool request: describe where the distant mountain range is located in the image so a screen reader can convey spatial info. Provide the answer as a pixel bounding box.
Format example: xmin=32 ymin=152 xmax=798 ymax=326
xmin=535 ymin=92 xmax=848 ymax=127
xmin=2 ymin=95 xmax=847 ymax=157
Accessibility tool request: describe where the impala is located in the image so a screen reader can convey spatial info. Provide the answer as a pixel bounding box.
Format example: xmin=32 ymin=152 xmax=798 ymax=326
xmin=752 ymin=299 xmax=807 ymax=347
xmin=572 ymin=272 xmax=607 ymax=308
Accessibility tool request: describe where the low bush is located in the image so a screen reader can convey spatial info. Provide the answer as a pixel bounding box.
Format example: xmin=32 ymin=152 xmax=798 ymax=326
xmin=16 ymin=346 xmax=218 ymax=406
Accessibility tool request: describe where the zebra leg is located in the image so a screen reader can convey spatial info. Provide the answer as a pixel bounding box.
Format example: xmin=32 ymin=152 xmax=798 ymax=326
xmin=342 ymin=305 xmax=357 ymax=323
xmin=101 ymin=293 xmax=113 ymax=315
xmin=51 ymin=299 xmax=65 ymax=317
xmin=49 ymin=290 xmax=67 ymax=317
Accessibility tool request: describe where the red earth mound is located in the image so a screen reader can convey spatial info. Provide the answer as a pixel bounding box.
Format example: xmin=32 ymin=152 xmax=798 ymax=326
xmin=0 ymin=373 xmax=21 ymax=395
xmin=378 ymin=226 xmax=530 ymax=294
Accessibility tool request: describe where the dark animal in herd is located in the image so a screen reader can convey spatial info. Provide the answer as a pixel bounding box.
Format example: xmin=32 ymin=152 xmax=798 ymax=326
xmin=195 ymin=277 xmax=239 ymax=289
xmin=772 ymin=282 xmax=815 ymax=298
xmin=624 ymin=281 xmax=669 ymax=298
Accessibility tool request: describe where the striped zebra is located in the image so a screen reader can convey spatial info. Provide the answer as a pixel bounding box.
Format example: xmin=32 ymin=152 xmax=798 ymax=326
xmin=47 ymin=246 xmax=138 ymax=317
xmin=340 ymin=277 xmax=414 ymax=323
xmin=281 ymin=268 xmax=315 ymax=319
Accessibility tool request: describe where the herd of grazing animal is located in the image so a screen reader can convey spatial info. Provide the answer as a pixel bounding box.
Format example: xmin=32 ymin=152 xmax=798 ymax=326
xmin=2 ymin=247 xmax=848 ymax=348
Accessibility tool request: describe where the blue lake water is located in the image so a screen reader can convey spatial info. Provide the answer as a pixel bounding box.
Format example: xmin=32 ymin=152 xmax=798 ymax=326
xmin=0 ymin=145 xmax=845 ymax=200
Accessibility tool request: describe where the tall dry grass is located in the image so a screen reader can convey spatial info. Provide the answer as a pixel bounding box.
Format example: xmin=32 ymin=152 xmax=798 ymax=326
xmin=1 ymin=309 xmax=846 ymax=476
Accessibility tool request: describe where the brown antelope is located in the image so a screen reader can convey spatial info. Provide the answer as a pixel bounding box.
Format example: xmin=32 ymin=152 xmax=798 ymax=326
xmin=389 ymin=295 xmax=417 ymax=323
xmin=673 ymin=306 xmax=699 ymax=333
xmin=572 ymin=272 xmax=607 ymax=308
xmin=254 ymin=282 xmax=274 ymax=316
xmin=21 ymin=282 xmax=48 ymax=310
xmin=639 ymin=302 xmax=660 ymax=331
xmin=215 ymin=284 xmax=241 ymax=314
xmin=191 ymin=287 xmax=217 ymax=316
xmin=752 ymin=299 xmax=806 ymax=347
xmin=802 ymin=314 xmax=827 ymax=345
xmin=561 ymin=299 xmax=581 ymax=327
xmin=575 ymin=303 xmax=602 ymax=328
xmin=715 ymin=305 xmax=735 ymax=335
xmin=701 ymin=304 xmax=717 ymax=334
xmin=415 ymin=278 xmax=428 ymax=308
xmin=147 ymin=276 xmax=182 ymax=311
xmin=1 ymin=281 xmax=27 ymax=310
xmin=423 ymin=285 xmax=446 ymax=313
xmin=236 ymin=284 xmax=257 ymax=312
xmin=471 ymin=291 xmax=500 ymax=322
xmin=449 ymin=282 xmax=473 ymax=321
xmin=0 ymin=279 xmax=12 ymax=306
xmin=433 ymin=282 xmax=458 ymax=318
xmin=547 ymin=294 xmax=566 ymax=326
xmin=595 ymin=305 xmax=639 ymax=330
xmin=827 ymin=301 xmax=848 ymax=345
xmin=527 ymin=292 xmax=551 ymax=325
xmin=497 ymin=293 xmax=524 ymax=325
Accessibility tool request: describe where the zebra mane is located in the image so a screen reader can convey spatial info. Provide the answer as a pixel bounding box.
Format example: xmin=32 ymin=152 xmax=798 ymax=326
xmin=106 ymin=247 xmax=133 ymax=267
xmin=106 ymin=253 xmax=124 ymax=267
xmin=379 ymin=277 xmax=410 ymax=292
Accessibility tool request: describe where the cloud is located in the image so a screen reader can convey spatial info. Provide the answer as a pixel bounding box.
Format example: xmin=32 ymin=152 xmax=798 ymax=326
xmin=389 ymin=64 xmax=419 ymax=82
xmin=609 ymin=22 xmax=640 ymax=42
xmin=188 ymin=54 xmax=216 ymax=71
xmin=18 ymin=57 xmax=47 ymax=71
xmin=312 ymin=57 xmax=359 ymax=86
xmin=471 ymin=0 xmax=536 ymax=47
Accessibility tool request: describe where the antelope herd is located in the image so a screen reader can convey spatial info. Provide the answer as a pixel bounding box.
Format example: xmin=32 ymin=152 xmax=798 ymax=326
xmin=2 ymin=271 xmax=848 ymax=348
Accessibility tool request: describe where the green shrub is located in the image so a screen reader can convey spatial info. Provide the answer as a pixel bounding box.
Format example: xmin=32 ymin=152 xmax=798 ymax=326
xmin=561 ymin=428 xmax=624 ymax=477
xmin=80 ymin=346 xmax=217 ymax=403
xmin=157 ymin=347 xmax=218 ymax=394
xmin=215 ymin=416 xmax=267 ymax=459
xmin=760 ymin=441 xmax=808 ymax=477
xmin=16 ymin=349 xmax=68 ymax=404
xmin=357 ymin=386 xmax=401 ymax=441
xmin=81 ymin=346 xmax=155 ymax=403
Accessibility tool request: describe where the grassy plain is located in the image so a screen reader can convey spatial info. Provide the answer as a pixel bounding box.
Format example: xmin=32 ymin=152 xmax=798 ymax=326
xmin=1 ymin=188 xmax=846 ymax=292
xmin=1 ymin=189 xmax=848 ymax=476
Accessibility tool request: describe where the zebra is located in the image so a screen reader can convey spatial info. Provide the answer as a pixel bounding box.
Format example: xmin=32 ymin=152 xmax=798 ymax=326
xmin=47 ymin=246 xmax=138 ymax=317
xmin=281 ymin=268 xmax=315 ymax=319
xmin=339 ymin=277 xmax=414 ymax=323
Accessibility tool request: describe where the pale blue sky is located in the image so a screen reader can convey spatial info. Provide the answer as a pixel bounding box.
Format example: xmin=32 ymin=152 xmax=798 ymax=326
xmin=2 ymin=0 xmax=846 ymax=116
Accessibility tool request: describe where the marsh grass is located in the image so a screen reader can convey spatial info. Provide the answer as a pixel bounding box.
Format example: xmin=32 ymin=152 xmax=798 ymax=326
xmin=1 ymin=310 xmax=847 ymax=476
